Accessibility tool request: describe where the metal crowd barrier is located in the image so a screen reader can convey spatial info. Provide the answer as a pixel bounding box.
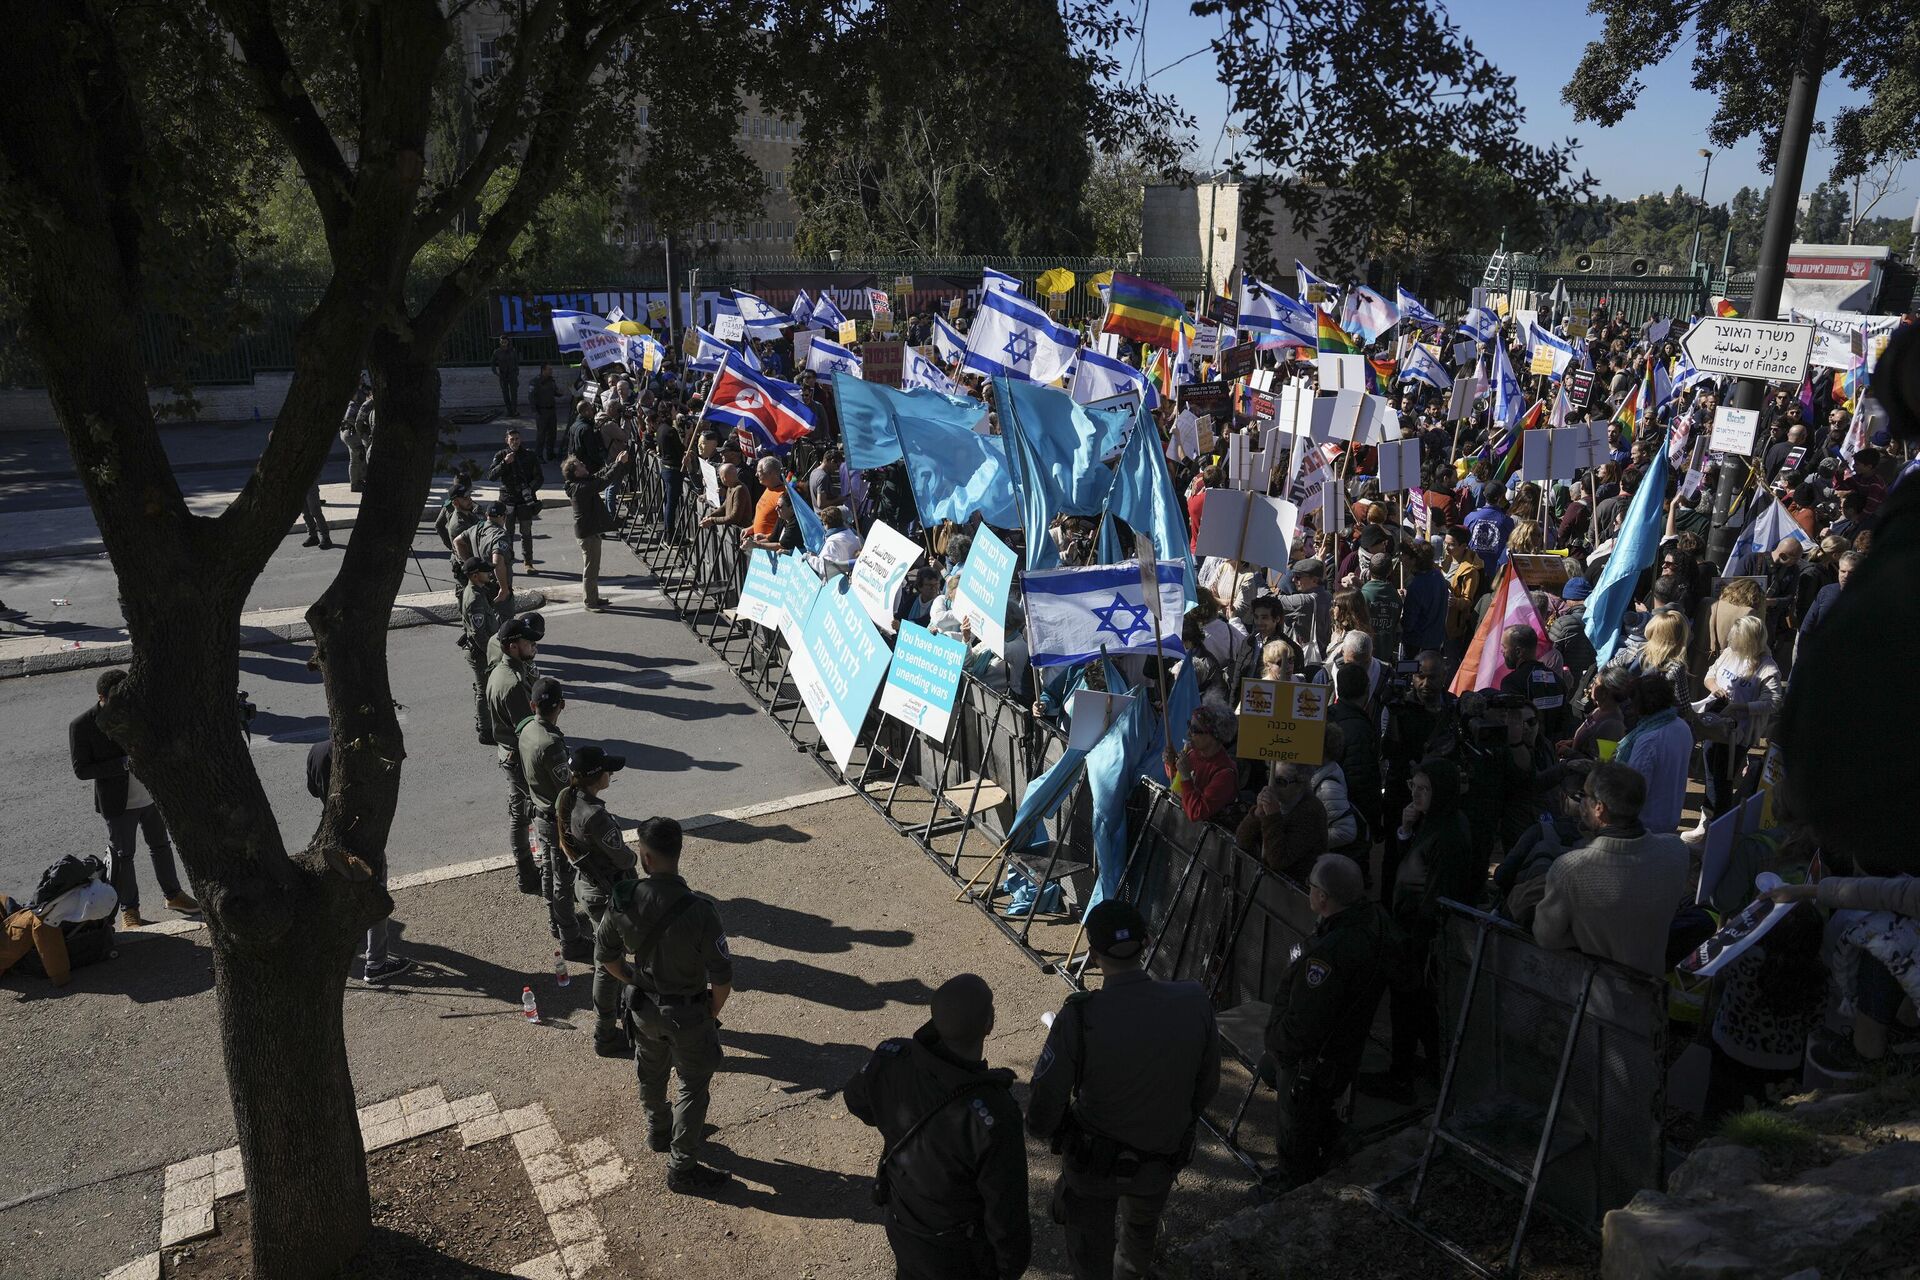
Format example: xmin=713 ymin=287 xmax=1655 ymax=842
xmin=1363 ymin=901 xmax=1670 ymax=1278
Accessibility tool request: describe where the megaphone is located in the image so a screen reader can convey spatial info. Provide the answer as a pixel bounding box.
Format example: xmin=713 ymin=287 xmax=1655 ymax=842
xmin=1574 ymin=254 xmax=1594 ymax=272
xmin=1630 ymin=258 xmax=1650 ymax=276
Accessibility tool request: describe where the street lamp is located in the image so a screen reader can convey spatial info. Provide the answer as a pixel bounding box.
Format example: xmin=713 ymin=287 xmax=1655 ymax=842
xmin=1688 ymin=148 xmax=1715 ymax=284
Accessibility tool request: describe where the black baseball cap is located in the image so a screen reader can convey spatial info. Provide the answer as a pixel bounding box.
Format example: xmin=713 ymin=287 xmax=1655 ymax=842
xmin=1084 ymin=900 xmax=1147 ymax=959
xmin=568 ymin=745 xmax=626 ymax=778
xmin=449 ymin=477 xmax=472 ymax=497
xmin=461 ymin=556 xmax=490 ymax=577
xmin=498 ymin=616 xmax=541 ymax=644
xmin=531 ymin=676 xmax=565 ymax=709
xmin=485 ymin=499 xmax=508 ymax=517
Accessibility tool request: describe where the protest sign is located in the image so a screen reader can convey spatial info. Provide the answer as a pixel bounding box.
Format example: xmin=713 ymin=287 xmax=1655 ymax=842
xmin=838 ymin=318 xmax=859 ymax=344
xmin=864 ymin=339 xmax=906 ymax=388
xmin=789 ymin=579 xmax=892 ymax=771
xmin=1377 ymin=438 xmax=1420 ymax=493
xmin=1677 ymin=873 xmax=1796 ymax=980
xmin=1218 ymin=342 xmax=1257 ymax=380
xmin=868 ymin=288 xmax=892 ymax=318
xmin=877 ymin=621 xmax=967 ymax=741
xmin=1196 ymin=488 xmax=1299 ymax=571
xmin=1067 ymin=690 xmax=1136 ymax=750
xmin=579 ymin=327 xmax=624 ymax=369
xmin=1696 ymin=807 xmax=1743 ymax=906
xmin=736 ymin=549 xmax=789 ymax=629
xmin=849 ymin=519 xmax=924 ymax=633
xmin=1445 ymin=377 xmax=1476 ymax=422
xmin=713 ymin=312 xmax=747 ymax=342
xmin=1236 ymin=680 xmax=1328 ymax=765
xmin=1546 ymin=427 xmax=1586 ymax=481
xmin=1510 ymin=553 xmax=1574 ymax=591
xmin=1710 ymin=405 xmax=1761 ymax=456
xmin=793 ymin=328 xmax=822 ymax=369
xmin=1529 ymin=346 xmax=1557 ymax=376
xmin=681 ymin=328 xmax=701 ymax=360
xmin=951 ymin=524 xmax=1016 ymax=654
xmin=699 ymin=458 xmax=722 ymax=509
xmin=777 ymin=558 xmax=824 ymax=648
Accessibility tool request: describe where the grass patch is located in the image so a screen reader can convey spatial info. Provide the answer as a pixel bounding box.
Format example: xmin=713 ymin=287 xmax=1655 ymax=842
xmin=1716 ymin=1110 xmax=1821 ymax=1164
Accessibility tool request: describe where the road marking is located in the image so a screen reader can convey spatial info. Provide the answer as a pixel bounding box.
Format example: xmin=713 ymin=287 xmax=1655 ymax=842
xmin=136 ymin=783 xmax=856 ymax=936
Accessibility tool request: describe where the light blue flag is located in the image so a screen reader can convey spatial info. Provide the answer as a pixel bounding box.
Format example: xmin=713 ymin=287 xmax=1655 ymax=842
xmin=1584 ymin=428 xmax=1674 ymax=665
xmin=1099 ymin=404 xmax=1197 ymax=609
xmin=741 ymin=340 xmax=763 ymax=373
xmin=1003 ymin=747 xmax=1090 ymax=850
xmin=1084 ymin=662 xmax=1199 ymax=910
xmin=834 ymin=374 xmax=989 ymax=474
xmin=931 ymin=315 xmax=967 ymax=364
xmin=787 ymin=480 xmax=827 ymax=555
xmin=1396 ymin=285 xmax=1441 ymax=328
xmin=995 ymin=378 xmax=1129 ymax=570
xmin=893 ymin=398 xmax=1021 ymax=529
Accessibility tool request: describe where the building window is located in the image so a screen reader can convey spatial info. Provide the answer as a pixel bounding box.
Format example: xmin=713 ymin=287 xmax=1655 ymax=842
xmin=637 ymin=103 xmax=649 ymax=131
xmin=476 ymin=37 xmax=501 ymax=79
xmin=706 ymin=221 xmax=717 ymax=241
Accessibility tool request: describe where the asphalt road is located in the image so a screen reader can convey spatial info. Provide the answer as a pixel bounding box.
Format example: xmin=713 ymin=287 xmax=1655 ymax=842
xmin=0 ymin=571 xmax=832 ymax=902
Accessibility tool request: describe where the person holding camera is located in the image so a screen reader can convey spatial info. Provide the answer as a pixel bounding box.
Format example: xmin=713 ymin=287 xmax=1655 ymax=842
xmin=564 ymin=448 xmax=630 ymax=612
xmin=844 ymin=974 xmax=1029 ymax=1280
xmin=486 ymin=427 xmax=545 ymax=574
xmin=1028 ymin=901 xmax=1220 ymax=1280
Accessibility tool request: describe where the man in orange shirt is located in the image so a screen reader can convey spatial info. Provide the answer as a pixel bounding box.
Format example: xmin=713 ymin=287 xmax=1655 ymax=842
xmin=743 ymin=455 xmax=785 ymax=548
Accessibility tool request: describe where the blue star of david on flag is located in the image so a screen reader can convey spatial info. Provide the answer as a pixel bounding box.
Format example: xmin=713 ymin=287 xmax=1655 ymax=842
xmin=1091 ymin=593 xmax=1151 ymax=645
xmin=1001 ymin=330 xmax=1037 ymax=367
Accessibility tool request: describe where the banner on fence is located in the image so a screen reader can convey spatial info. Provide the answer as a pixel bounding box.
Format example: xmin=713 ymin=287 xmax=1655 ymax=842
xmin=878 ymin=621 xmax=967 ymax=740
xmin=777 ymin=557 xmax=824 ymax=648
xmin=789 ymin=579 xmax=892 ymax=770
xmin=952 ymin=525 xmax=1017 ymax=655
xmin=849 ymin=519 xmax=925 ymax=633
xmin=737 ymin=549 xmax=790 ymax=629
xmin=1235 ymin=679 xmax=1327 ymax=764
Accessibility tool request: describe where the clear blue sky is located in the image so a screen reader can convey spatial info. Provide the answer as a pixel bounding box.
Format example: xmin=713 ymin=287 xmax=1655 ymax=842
xmin=1137 ymin=0 xmax=1917 ymax=221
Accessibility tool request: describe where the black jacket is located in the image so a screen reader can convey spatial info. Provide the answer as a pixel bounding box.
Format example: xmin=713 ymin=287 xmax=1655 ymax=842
xmin=568 ymin=415 xmax=607 ymax=472
xmin=488 ymin=446 xmax=545 ymax=509
xmin=1265 ymin=900 xmax=1395 ymax=1073
xmin=69 ymin=706 xmax=131 ymax=817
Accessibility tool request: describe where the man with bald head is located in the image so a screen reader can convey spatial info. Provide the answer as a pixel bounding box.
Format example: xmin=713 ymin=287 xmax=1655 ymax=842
xmin=699 ymin=462 xmax=752 ymax=530
xmin=845 ymin=974 xmax=1030 ymax=1279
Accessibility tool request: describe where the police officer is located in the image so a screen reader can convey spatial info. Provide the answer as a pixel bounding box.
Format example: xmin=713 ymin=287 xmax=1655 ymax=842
xmin=516 ymin=677 xmax=587 ymax=960
xmin=1028 ymin=901 xmax=1220 ymax=1280
xmin=1261 ymin=853 xmax=1395 ymax=1192
xmin=486 ymin=608 xmax=544 ymax=672
xmin=845 ymin=974 xmax=1031 ymax=1280
xmin=486 ymin=615 xmax=542 ymax=896
xmin=594 ymin=814 xmax=734 ymax=1194
xmin=555 ymin=745 xmax=639 ymax=1056
xmin=435 ymin=477 xmax=482 ymax=576
xmin=1497 ymin=623 xmax=1568 ymax=738
xmin=474 ymin=500 xmax=517 ymax=619
xmin=458 ymin=558 xmax=503 ymax=746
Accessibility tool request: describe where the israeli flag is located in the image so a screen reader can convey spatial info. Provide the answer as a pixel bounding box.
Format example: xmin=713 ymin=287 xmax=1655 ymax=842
xmin=902 ymin=346 xmax=962 ymax=396
xmin=1071 ymin=347 xmax=1159 ymax=409
xmin=1238 ymin=276 xmax=1317 ymax=346
xmin=732 ymin=289 xmax=795 ymax=337
xmin=983 ymin=266 xmax=1022 ymax=296
xmin=963 ymin=289 xmax=1079 ymax=384
xmin=741 ymin=340 xmax=763 ymax=373
xmin=1024 ymin=561 xmax=1187 ymax=667
xmin=1673 ymin=353 xmax=1716 ymax=397
xmin=686 ymin=327 xmax=734 ymax=374
xmin=550 ymin=309 xmax=609 ymax=353
xmin=1396 ymin=286 xmax=1441 ymax=328
xmin=806 ymin=335 xmax=864 ymax=380
xmin=1531 ymin=326 xmax=1575 ymax=376
xmin=1400 ymin=344 xmax=1453 ymax=391
xmin=1295 ymin=260 xmax=1341 ymax=305
xmin=932 ymin=314 xmax=967 ymax=364
xmin=792 ymin=289 xmax=815 ymax=328
xmin=1492 ymin=340 xmax=1525 ymax=428
xmin=811 ymin=292 xmax=849 ymax=332
xmin=1458 ymin=306 xmax=1501 ymax=345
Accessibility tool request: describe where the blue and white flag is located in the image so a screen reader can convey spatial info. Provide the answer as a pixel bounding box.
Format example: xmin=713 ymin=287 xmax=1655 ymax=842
xmin=811 ymin=292 xmax=850 ymax=332
xmin=1531 ymin=325 xmax=1575 ymax=376
xmin=902 ymin=346 xmax=962 ymax=396
xmin=806 ymin=335 xmax=864 ymax=380
xmin=1396 ymin=285 xmax=1441 ymax=329
xmin=1295 ymin=260 xmax=1341 ymax=305
xmin=983 ymin=266 xmax=1022 ymax=296
xmin=550 ymin=309 xmax=609 ymax=353
xmin=791 ymin=289 xmax=815 ymax=329
xmin=1024 ymin=561 xmax=1187 ymax=667
xmin=1458 ymin=306 xmax=1501 ymax=345
xmin=1070 ymin=347 xmax=1158 ymax=409
xmin=1349 ymin=284 xmax=1399 ymax=342
xmin=931 ymin=314 xmax=967 ymax=365
xmin=1491 ymin=339 xmax=1525 ymax=429
xmin=686 ymin=327 xmax=734 ymax=374
xmin=1722 ymin=493 xmax=1814 ymax=576
xmin=731 ymin=289 xmax=794 ymax=336
xmin=740 ymin=340 xmax=763 ymax=373
xmin=963 ymin=289 xmax=1079 ymax=384
xmin=1238 ymin=276 xmax=1318 ymax=347
xmin=1673 ymin=352 xmax=1716 ymax=397
xmin=1399 ymin=343 xmax=1454 ymax=391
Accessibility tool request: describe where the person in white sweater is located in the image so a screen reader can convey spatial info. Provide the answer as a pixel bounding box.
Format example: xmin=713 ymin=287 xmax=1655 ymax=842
xmin=1532 ymin=762 xmax=1691 ymax=978
xmin=1699 ymin=614 xmax=1785 ymax=821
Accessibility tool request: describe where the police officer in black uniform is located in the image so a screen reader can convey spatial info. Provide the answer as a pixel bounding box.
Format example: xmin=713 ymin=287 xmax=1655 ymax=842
xmin=1261 ymin=853 xmax=1396 ymax=1192
xmin=1028 ymin=901 xmax=1221 ymax=1280
xmin=594 ymin=814 xmax=734 ymax=1194
xmin=845 ymin=974 xmax=1031 ymax=1280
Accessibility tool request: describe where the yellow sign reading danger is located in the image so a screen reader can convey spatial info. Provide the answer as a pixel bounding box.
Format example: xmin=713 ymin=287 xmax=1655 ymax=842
xmin=1236 ymin=679 xmax=1328 ymax=765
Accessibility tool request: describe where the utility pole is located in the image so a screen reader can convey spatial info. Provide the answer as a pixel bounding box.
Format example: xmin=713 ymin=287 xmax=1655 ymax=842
xmin=662 ymin=231 xmax=676 ymax=349
xmin=1705 ymin=12 xmax=1828 ymax=570
xmin=1687 ymin=148 xmax=1715 ymax=309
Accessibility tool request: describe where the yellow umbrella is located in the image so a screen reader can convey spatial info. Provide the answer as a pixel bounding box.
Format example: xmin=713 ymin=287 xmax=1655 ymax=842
xmin=1085 ymin=270 xmax=1113 ymax=300
xmin=1035 ymin=267 xmax=1076 ymax=297
xmin=609 ymin=319 xmax=647 ymax=335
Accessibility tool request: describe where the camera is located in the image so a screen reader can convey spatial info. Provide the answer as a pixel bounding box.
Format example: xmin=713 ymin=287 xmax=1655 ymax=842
xmin=1381 ymin=658 xmax=1422 ymax=706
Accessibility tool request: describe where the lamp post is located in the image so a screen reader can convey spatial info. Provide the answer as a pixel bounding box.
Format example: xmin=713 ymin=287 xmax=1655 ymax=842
xmin=1687 ymin=148 xmax=1715 ymax=285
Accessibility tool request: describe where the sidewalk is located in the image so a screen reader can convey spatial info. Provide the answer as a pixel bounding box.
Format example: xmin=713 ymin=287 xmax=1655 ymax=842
xmin=0 ymin=794 xmax=1252 ymax=1280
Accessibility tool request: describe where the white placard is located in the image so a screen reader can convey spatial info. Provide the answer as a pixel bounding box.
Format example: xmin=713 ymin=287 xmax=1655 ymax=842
xmin=699 ymin=458 xmax=723 ymax=509
xmin=1226 ymin=433 xmax=1260 ymax=491
xmin=1318 ymin=388 xmax=1367 ymax=441
xmin=793 ymin=328 xmax=823 ymax=367
xmin=1195 ymin=489 xmax=1300 ymax=571
xmin=1317 ymin=352 xmax=1365 ymax=392
xmin=1377 ymin=438 xmax=1421 ymax=494
xmin=713 ymin=312 xmax=747 ymax=342
xmin=847 ymin=519 xmax=924 ymax=634
xmin=1445 ymin=377 xmax=1476 ymax=421
xmin=1709 ymin=405 xmax=1761 ymax=456
xmin=1520 ymin=432 xmax=1550 ymax=484
xmin=1320 ymin=478 xmax=1343 ymax=537
xmin=1377 ymin=406 xmax=1403 ymax=442
xmin=1068 ymin=690 xmax=1138 ymax=751
xmin=1546 ymin=427 xmax=1586 ymax=481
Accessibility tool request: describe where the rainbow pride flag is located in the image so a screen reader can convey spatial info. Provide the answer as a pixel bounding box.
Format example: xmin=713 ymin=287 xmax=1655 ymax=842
xmin=1612 ymin=359 xmax=1655 ymax=443
xmin=1103 ymin=272 xmax=1188 ymax=349
xmin=1367 ymin=356 xmax=1397 ymax=395
xmin=1315 ymin=310 xmax=1361 ymax=356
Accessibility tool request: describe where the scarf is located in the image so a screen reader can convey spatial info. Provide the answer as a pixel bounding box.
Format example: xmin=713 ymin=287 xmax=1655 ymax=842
xmin=1615 ymin=705 xmax=1678 ymax=762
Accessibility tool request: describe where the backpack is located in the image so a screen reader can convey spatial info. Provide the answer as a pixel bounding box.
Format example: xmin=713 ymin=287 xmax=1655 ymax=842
xmin=32 ymin=855 xmax=107 ymax=910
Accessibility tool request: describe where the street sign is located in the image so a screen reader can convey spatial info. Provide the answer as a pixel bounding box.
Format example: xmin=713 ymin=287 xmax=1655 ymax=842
xmin=1680 ymin=318 xmax=1815 ymax=384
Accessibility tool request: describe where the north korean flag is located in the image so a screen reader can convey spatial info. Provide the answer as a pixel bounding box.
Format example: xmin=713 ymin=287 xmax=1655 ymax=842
xmin=699 ymin=351 xmax=816 ymax=454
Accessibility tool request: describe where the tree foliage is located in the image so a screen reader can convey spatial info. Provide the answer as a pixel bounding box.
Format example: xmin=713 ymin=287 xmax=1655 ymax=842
xmin=1199 ymin=0 xmax=1591 ymax=278
xmin=1563 ymin=0 xmax=1920 ymax=184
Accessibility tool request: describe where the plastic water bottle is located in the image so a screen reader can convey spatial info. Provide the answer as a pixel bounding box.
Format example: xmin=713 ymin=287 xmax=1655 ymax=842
xmin=552 ymin=951 xmax=570 ymax=987
xmin=521 ymin=985 xmax=540 ymax=1022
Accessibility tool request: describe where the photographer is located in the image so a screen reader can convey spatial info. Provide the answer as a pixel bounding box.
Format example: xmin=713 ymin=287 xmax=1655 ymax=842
xmin=486 ymin=427 xmax=545 ymax=573
xmin=1378 ymin=651 xmax=1458 ymax=903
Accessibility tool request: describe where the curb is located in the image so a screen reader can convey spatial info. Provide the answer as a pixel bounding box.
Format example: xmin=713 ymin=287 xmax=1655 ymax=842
xmin=2 ymin=501 xmax=444 ymax=564
xmin=0 ymin=588 xmax=553 ymax=680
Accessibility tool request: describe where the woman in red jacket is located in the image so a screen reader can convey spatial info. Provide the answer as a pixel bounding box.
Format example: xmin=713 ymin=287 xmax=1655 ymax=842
xmin=1164 ymin=706 xmax=1239 ymax=823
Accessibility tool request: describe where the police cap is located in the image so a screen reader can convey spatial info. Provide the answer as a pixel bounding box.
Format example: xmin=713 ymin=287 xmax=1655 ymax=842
xmin=531 ymin=676 xmax=565 ymax=709
xmin=485 ymin=499 xmax=508 ymax=517
xmin=1084 ymin=899 xmax=1148 ymax=959
xmin=461 ymin=556 xmax=490 ymax=578
xmin=568 ymin=744 xmax=626 ymax=778
xmin=498 ymin=616 xmax=541 ymax=645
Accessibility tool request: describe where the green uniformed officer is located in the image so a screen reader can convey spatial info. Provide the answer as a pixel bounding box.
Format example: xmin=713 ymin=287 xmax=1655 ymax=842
xmin=435 ymin=476 xmax=482 ymax=580
xmin=595 ymin=814 xmax=734 ymax=1195
xmin=486 ymin=608 xmax=544 ymax=672
xmin=458 ymin=557 xmax=503 ymax=745
xmin=486 ymin=615 xmax=542 ymax=896
xmin=1261 ymin=853 xmax=1395 ymax=1192
xmin=515 ymin=676 xmax=588 ymax=960
xmin=474 ymin=499 xmax=517 ymax=620
xmin=845 ymin=974 xmax=1031 ymax=1280
xmin=1028 ymin=900 xmax=1221 ymax=1280
xmin=557 ymin=745 xmax=640 ymax=1056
